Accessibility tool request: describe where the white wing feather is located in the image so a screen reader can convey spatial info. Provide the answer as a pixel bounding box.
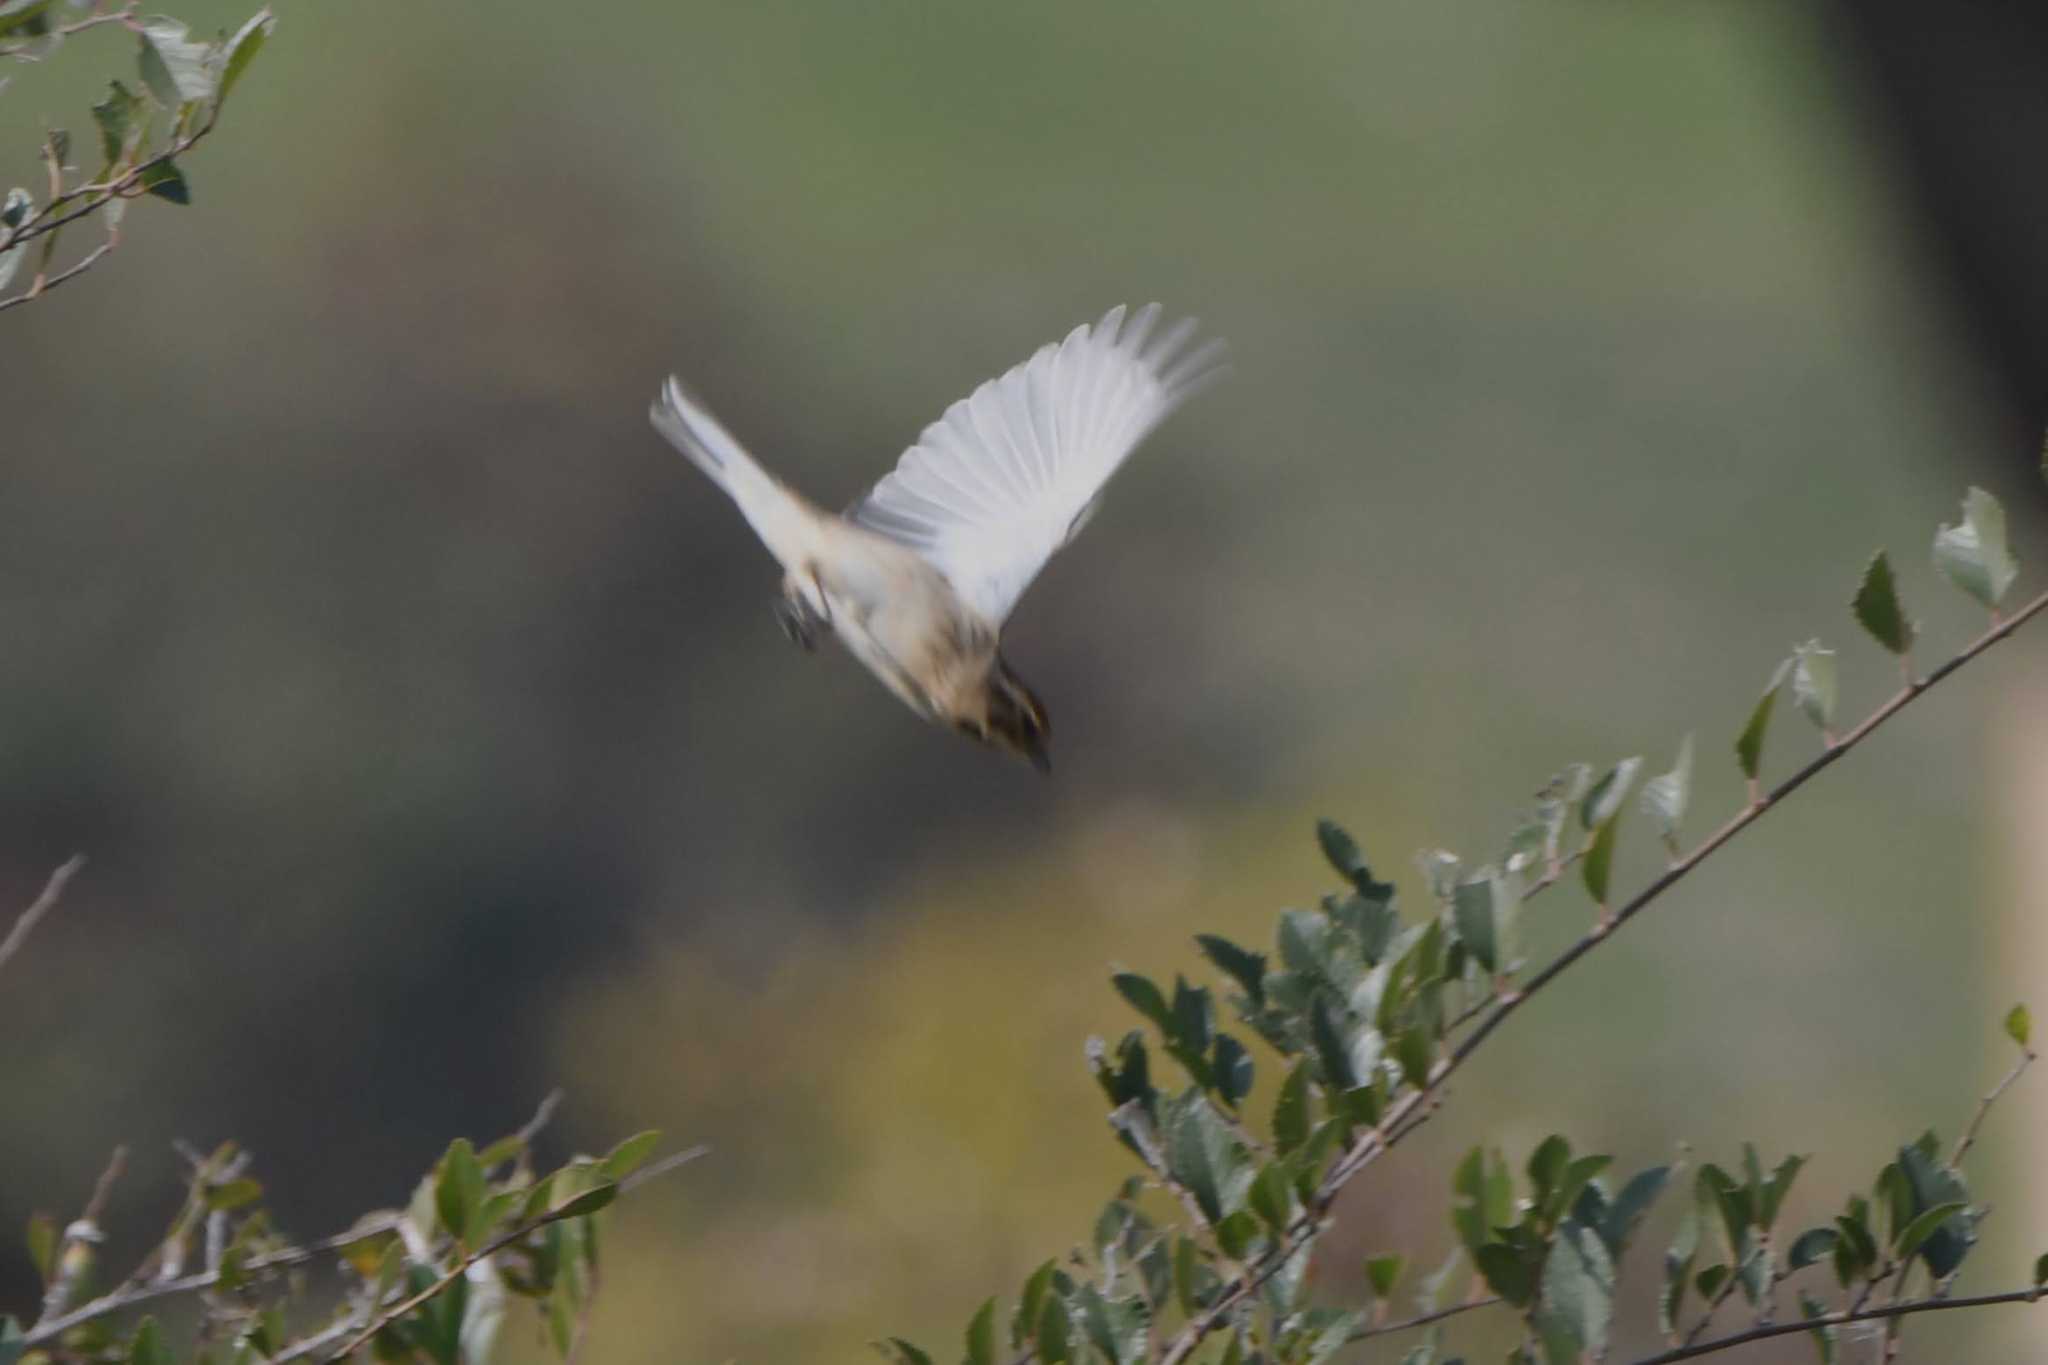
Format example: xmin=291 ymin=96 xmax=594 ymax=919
xmin=848 ymin=304 xmax=1223 ymax=626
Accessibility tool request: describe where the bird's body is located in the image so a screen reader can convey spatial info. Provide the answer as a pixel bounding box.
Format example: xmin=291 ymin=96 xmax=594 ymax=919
xmin=650 ymin=304 xmax=1222 ymax=769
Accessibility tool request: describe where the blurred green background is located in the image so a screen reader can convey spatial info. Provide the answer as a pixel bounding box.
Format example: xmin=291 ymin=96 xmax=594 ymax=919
xmin=3 ymin=1 xmax=2044 ymax=1360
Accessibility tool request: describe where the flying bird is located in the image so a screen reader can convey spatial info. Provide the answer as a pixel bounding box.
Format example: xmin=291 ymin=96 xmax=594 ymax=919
xmin=649 ymin=304 xmax=1223 ymax=772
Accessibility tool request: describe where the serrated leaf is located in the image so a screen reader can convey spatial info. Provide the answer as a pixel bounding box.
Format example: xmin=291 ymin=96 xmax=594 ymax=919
xmin=218 ymin=8 xmax=273 ymax=107
xmin=1852 ymin=552 xmax=1916 ymax=656
xmin=89 ymin=81 xmax=141 ymax=168
xmin=1791 ymin=641 xmax=1837 ymax=731
xmin=1113 ymin=973 xmax=1173 ymax=1032
xmin=881 ymin=1338 xmax=934 ymax=1365
xmin=1583 ymin=811 xmax=1620 ymax=907
xmin=1272 ymin=1060 xmax=1311 ymax=1154
xmin=1581 ymin=757 xmax=1642 ymax=830
xmin=1640 ymin=734 xmax=1694 ymax=841
xmin=1538 ymin=1221 xmax=1614 ymax=1358
xmin=1896 ymin=1145 xmax=1975 ymax=1278
xmin=1210 ymin=1034 xmax=1252 ymax=1108
xmin=2005 ymin=1003 xmax=2031 ymax=1050
xmin=1933 ymin=487 xmax=2018 ymax=608
xmin=1164 ymin=1094 xmax=1254 ymax=1224
xmin=1195 ymin=934 xmax=1266 ymax=1009
xmin=1736 ymin=657 xmax=1793 ymax=781
xmin=1596 ymin=1165 xmax=1670 ymax=1257
xmin=137 ymin=19 xmax=216 ymax=105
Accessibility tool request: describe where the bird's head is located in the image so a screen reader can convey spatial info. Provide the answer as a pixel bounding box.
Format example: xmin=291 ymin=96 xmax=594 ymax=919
xmin=957 ymin=655 xmax=1051 ymax=773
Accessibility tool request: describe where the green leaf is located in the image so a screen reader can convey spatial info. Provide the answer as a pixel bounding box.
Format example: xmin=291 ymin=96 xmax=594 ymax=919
xmin=1787 ymin=1227 xmax=1837 ymax=1270
xmin=137 ymin=18 xmax=216 ymax=105
xmin=0 ymin=1316 xmax=22 ymax=1365
xmin=1365 ymin=1253 xmax=1403 ymax=1298
xmin=1583 ymin=811 xmax=1620 ymax=907
xmin=1640 ymin=735 xmax=1694 ymax=842
xmin=90 ymin=81 xmax=142 ymax=166
xmin=1035 ymin=1289 xmax=1070 ymax=1364
xmin=25 ymin=1212 xmax=56 ymax=1285
xmin=1736 ymin=656 xmax=1793 ymax=782
xmin=1015 ymin=1261 xmax=1056 ymax=1348
xmin=1581 ymin=757 xmax=1642 ymax=830
xmin=128 ymin=1316 xmax=169 ymax=1365
xmin=1527 ymin=1135 xmax=1572 ymax=1208
xmin=1893 ymin=1200 xmax=1969 ymax=1265
xmin=1660 ymin=1210 xmax=1698 ymax=1337
xmin=0 ymin=0 xmax=52 ymax=38
xmin=1473 ymin=1243 xmax=1538 ymax=1308
xmin=1394 ymin=1025 xmax=1431 ymax=1089
xmin=1272 ymin=1060 xmax=1311 ymax=1154
xmin=2005 ymin=1003 xmax=2031 ymax=1051
xmin=958 ymin=1293 xmax=991 ymax=1365
xmin=2033 ymin=1251 xmax=2047 ymax=1289
xmin=1760 ymin=1153 xmax=1807 ymax=1229
xmin=1113 ymin=973 xmax=1173 ymax=1032
xmin=435 ymin=1139 xmax=486 ymax=1245
xmin=1852 ymin=552 xmax=1916 ymax=656
xmin=1452 ymin=877 xmax=1497 ymax=973
xmin=1164 ymin=1094 xmax=1254 ymax=1223
xmin=546 ymin=1181 xmax=618 ymax=1220
xmin=1248 ymin=1163 xmax=1293 ymax=1232
xmin=1210 ymin=1034 xmax=1252 ymax=1108
xmin=599 ymin=1130 xmax=662 ymax=1180
xmin=1451 ymin=1148 xmax=1514 ymax=1256
xmin=1895 ymin=1144 xmax=1975 ymax=1278
xmin=1538 ymin=1221 xmax=1614 ymax=1359
xmin=138 ymin=159 xmax=190 ymax=205
xmin=1195 ymin=934 xmax=1266 ymax=1009
xmin=218 ymin=8 xmax=274 ymax=107
xmin=1798 ymin=1290 xmax=1836 ymax=1364
xmin=881 ymin=1339 xmax=934 ymax=1365
xmin=1596 ymin=1165 xmax=1671 ymax=1258
xmin=1316 ymin=819 xmax=1391 ymax=899
xmin=206 ymin=1178 xmax=263 ymax=1212
xmin=1933 ymin=487 xmax=2018 ymax=609
xmin=1790 ymin=641 xmax=1837 ymax=732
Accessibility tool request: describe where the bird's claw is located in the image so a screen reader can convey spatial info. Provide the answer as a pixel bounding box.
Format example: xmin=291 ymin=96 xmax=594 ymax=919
xmin=774 ymin=596 xmax=826 ymax=651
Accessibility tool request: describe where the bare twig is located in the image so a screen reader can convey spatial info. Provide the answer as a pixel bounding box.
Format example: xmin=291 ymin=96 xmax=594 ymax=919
xmin=514 ymin=1088 xmax=566 ymax=1150
xmin=0 ymin=237 xmax=118 ymax=312
xmin=1348 ymin=1294 xmax=1503 ymax=1344
xmin=1627 ymin=1285 xmax=2045 ymax=1364
xmin=0 ymin=855 xmax=86 ymax=979
xmin=1950 ymin=1045 xmax=2037 ymax=1166
xmin=0 ymin=1 xmax=139 ymax=59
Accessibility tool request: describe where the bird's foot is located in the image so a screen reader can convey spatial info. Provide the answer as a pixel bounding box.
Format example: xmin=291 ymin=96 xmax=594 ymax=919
xmin=773 ymin=595 xmax=827 ymax=651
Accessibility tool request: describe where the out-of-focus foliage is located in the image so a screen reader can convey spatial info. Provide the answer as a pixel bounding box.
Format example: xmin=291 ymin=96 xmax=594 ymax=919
xmin=0 ymin=1105 xmax=685 ymax=1365
xmin=0 ymin=2 xmax=272 ymax=311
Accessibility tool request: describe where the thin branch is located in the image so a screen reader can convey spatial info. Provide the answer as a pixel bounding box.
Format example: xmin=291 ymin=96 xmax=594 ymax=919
xmin=1627 ymin=1286 xmax=2045 ymax=1365
xmin=1950 ymin=1046 xmax=2037 ymax=1166
xmin=0 ymin=2 xmax=138 ymax=58
xmin=513 ymin=1088 xmax=566 ymax=1150
xmin=0 ymin=236 xmax=116 ymax=312
xmin=324 ymin=1146 xmax=708 ymax=1362
xmin=0 ymin=855 xmax=86 ymax=979
xmin=1348 ymin=1294 xmax=1503 ymax=1344
xmin=1449 ymin=584 xmax=2048 ymax=1075
xmin=26 ymin=1212 xmax=403 ymax=1345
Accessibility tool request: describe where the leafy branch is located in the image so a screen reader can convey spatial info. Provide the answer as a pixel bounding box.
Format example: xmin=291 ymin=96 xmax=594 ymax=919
xmin=0 ymin=2 xmax=272 ymax=314
xmin=887 ymin=482 xmax=2048 ymax=1365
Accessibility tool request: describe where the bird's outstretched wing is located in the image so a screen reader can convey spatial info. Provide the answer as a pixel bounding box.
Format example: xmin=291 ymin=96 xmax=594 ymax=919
xmin=847 ymin=304 xmax=1223 ymax=626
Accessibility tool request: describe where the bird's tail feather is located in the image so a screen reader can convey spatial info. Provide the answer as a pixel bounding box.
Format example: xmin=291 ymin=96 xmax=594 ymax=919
xmin=649 ymin=376 xmax=821 ymax=569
